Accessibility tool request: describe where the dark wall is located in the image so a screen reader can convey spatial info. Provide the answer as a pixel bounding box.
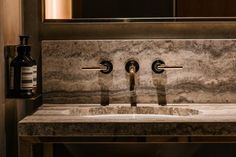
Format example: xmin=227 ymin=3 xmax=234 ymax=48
xmin=23 ymin=0 xmax=42 ymax=106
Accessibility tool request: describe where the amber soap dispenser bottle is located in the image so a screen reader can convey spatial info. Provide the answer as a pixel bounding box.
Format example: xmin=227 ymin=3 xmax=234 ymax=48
xmin=10 ymin=36 xmax=34 ymax=98
xmin=24 ymin=36 xmax=37 ymax=94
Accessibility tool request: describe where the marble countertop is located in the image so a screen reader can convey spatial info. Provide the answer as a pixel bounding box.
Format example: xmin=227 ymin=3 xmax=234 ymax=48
xmin=19 ymin=104 xmax=236 ymax=137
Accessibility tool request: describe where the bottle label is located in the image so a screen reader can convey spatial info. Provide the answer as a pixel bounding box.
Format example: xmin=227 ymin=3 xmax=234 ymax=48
xmin=33 ymin=65 xmax=37 ymax=87
xmin=10 ymin=67 xmax=14 ymax=90
xmin=21 ymin=67 xmax=33 ymax=90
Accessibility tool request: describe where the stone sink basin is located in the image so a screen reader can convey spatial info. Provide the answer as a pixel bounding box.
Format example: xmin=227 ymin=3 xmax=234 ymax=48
xmin=34 ymin=104 xmax=200 ymax=119
xmin=69 ymin=105 xmax=200 ymax=118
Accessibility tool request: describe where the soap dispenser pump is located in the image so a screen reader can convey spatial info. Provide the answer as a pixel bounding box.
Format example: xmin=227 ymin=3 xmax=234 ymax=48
xmin=9 ymin=35 xmax=34 ymax=98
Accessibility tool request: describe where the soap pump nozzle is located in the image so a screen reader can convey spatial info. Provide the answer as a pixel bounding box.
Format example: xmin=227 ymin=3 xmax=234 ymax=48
xmin=19 ymin=35 xmax=30 ymax=45
xmin=20 ymin=36 xmax=24 ymax=45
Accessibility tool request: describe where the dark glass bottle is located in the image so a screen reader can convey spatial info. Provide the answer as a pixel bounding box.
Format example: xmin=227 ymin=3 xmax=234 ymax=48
xmin=10 ymin=36 xmax=34 ymax=98
xmin=24 ymin=36 xmax=37 ymax=94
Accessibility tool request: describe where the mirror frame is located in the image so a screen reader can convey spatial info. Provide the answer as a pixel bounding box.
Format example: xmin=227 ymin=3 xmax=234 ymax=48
xmin=42 ymin=0 xmax=236 ymax=23
xmin=24 ymin=0 xmax=236 ymax=40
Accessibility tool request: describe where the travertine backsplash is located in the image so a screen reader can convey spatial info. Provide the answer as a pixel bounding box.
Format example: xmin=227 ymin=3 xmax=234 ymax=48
xmin=42 ymin=40 xmax=236 ymax=104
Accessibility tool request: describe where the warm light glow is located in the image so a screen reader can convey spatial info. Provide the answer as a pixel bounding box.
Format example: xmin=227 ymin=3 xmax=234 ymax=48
xmin=45 ymin=0 xmax=72 ymax=19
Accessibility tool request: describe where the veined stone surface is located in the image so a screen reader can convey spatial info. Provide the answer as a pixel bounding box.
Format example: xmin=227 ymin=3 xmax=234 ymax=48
xmin=42 ymin=40 xmax=236 ymax=104
xmin=18 ymin=104 xmax=236 ymax=136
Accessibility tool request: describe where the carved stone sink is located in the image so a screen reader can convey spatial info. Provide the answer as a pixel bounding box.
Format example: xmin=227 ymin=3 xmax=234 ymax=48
xmin=70 ymin=106 xmax=199 ymax=117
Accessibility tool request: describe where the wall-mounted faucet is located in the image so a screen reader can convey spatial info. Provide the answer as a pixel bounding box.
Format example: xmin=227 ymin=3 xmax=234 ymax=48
xmin=81 ymin=59 xmax=182 ymax=106
xmin=125 ymin=60 xmax=139 ymax=107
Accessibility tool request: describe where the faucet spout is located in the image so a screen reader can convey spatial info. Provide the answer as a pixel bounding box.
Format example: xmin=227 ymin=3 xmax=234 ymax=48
xmin=129 ymin=64 xmax=136 ymax=91
xmin=125 ymin=60 xmax=139 ymax=107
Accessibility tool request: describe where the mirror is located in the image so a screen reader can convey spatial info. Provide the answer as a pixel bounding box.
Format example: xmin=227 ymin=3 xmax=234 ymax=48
xmin=44 ymin=0 xmax=236 ymax=21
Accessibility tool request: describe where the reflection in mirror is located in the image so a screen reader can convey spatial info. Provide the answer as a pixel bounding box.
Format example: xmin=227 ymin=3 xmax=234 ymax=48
xmin=44 ymin=0 xmax=236 ymax=20
xmin=178 ymin=0 xmax=236 ymax=17
xmin=44 ymin=0 xmax=174 ymax=19
xmin=45 ymin=0 xmax=72 ymax=19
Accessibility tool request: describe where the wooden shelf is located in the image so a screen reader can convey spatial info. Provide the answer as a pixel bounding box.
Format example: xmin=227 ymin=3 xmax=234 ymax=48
xmin=6 ymin=94 xmax=41 ymax=101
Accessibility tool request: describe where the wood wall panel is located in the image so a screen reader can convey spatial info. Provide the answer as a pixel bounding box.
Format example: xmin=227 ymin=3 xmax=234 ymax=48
xmin=3 ymin=0 xmax=21 ymax=44
xmin=0 ymin=0 xmax=22 ymax=157
xmin=0 ymin=0 xmax=5 ymax=156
